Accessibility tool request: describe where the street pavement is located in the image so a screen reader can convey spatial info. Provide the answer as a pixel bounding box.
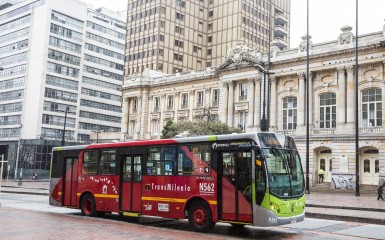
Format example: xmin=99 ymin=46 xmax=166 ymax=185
xmin=1 ymin=179 xmax=385 ymax=225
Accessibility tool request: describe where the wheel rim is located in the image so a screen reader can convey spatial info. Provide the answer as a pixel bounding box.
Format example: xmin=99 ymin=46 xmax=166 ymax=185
xmin=193 ymin=208 xmax=207 ymax=225
xmin=83 ymin=198 xmax=92 ymax=215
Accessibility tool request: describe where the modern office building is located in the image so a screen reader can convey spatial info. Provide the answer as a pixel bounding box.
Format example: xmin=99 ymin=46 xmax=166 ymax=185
xmin=125 ymin=0 xmax=290 ymax=74
xmin=121 ymin=24 xmax=385 ymax=189
xmin=0 ymin=0 xmax=125 ymax=178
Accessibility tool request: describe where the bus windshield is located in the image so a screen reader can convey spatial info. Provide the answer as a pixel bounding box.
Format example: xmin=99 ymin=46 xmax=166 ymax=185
xmin=263 ymin=147 xmax=304 ymax=198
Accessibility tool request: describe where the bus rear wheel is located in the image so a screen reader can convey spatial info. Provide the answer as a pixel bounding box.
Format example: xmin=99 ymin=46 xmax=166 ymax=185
xmin=81 ymin=194 xmax=97 ymax=217
xmin=188 ymin=200 xmax=215 ymax=232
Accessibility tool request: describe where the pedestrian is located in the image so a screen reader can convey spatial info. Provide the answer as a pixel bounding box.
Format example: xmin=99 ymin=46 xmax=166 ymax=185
xmin=318 ymin=168 xmax=325 ymax=183
xmin=377 ymin=185 xmax=384 ymax=201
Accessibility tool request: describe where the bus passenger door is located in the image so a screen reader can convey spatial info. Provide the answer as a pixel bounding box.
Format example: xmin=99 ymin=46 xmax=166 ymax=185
xmin=63 ymin=157 xmax=78 ymax=207
xmin=120 ymin=155 xmax=142 ymax=213
xmin=218 ymin=151 xmax=253 ymax=222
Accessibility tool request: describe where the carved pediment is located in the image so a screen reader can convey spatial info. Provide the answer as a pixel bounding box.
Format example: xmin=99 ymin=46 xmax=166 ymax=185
xmin=216 ymin=42 xmax=263 ymax=71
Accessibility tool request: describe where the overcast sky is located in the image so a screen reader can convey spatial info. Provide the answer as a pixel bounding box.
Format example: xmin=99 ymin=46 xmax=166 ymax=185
xmin=82 ymin=0 xmax=385 ymax=48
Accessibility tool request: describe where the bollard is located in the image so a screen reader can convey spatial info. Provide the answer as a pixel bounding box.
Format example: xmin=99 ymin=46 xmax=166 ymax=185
xmin=18 ymin=178 xmax=22 ymax=186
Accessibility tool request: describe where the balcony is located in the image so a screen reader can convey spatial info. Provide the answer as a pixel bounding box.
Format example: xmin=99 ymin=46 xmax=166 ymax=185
xmin=276 ymin=130 xmax=295 ymax=136
xmin=273 ymin=37 xmax=288 ymax=50
xmin=313 ymin=128 xmax=335 ymax=135
xmin=359 ymin=126 xmax=382 ymax=134
xmin=274 ymin=13 xmax=288 ymax=25
xmin=274 ymin=25 xmax=288 ymax=39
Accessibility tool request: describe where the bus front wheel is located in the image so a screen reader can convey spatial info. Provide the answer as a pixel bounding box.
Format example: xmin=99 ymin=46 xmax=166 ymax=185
xmin=81 ymin=194 xmax=97 ymax=217
xmin=188 ymin=200 xmax=215 ymax=232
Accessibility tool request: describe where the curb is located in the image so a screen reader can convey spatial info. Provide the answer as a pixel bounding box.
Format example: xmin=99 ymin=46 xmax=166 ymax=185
xmin=306 ymin=212 xmax=385 ymax=225
xmin=1 ymin=190 xmax=49 ymax=196
xmin=306 ymin=204 xmax=385 ymax=213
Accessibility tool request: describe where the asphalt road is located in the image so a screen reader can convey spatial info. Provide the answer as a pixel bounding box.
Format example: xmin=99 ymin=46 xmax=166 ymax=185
xmin=1 ymin=193 xmax=385 ymax=239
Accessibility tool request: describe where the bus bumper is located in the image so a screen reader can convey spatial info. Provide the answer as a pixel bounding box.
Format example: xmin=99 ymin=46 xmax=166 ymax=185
xmin=254 ymin=207 xmax=305 ymax=227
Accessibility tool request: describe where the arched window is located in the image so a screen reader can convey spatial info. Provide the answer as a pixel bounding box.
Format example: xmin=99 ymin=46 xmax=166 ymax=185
xmin=362 ymin=88 xmax=382 ymax=127
xmin=282 ymin=96 xmax=297 ymax=130
xmin=319 ymin=93 xmax=336 ymax=128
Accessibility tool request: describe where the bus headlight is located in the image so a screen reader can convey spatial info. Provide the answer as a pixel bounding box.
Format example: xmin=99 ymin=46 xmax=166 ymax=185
xmin=270 ymin=203 xmax=280 ymax=214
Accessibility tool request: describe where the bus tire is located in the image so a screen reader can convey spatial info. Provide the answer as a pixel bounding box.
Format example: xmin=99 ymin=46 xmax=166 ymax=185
xmin=81 ymin=194 xmax=97 ymax=217
xmin=188 ymin=200 xmax=215 ymax=232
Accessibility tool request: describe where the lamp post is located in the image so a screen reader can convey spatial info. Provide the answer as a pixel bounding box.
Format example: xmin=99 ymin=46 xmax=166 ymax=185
xmin=254 ymin=64 xmax=275 ymax=131
xmin=56 ymin=107 xmax=70 ymax=146
xmin=355 ymin=0 xmax=360 ymax=196
xmin=92 ymin=130 xmax=104 ymax=143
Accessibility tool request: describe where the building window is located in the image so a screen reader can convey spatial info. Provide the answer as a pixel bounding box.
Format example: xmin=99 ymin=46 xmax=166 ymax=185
xmin=319 ymin=93 xmax=336 ymax=128
xmin=167 ymin=95 xmax=174 ymax=110
xmin=175 ymin=25 xmax=184 ymax=34
xmin=160 ymin=20 xmax=165 ymax=28
xmin=173 ymin=53 xmax=183 ymax=62
xmin=131 ymin=121 xmax=137 ymax=135
xmin=213 ymin=89 xmax=219 ymax=106
xmin=153 ymin=119 xmax=159 ymax=135
xmin=197 ymin=91 xmax=204 ymax=107
xmin=208 ymin=10 xmax=214 ymax=17
xmin=154 ymin=97 xmax=160 ymax=112
xmin=207 ymin=62 xmax=211 ymax=67
xmin=207 ymin=48 xmax=212 ymax=55
xmin=132 ymin=99 xmax=138 ymax=113
xmin=239 ymin=83 xmax=248 ymax=101
xmin=193 ymin=45 xmax=198 ymax=53
xmin=239 ymin=111 xmax=246 ymax=130
xmin=176 ymin=12 xmax=185 ymax=21
xmin=208 ymin=36 xmax=212 ymax=43
xmin=362 ymin=88 xmax=382 ymax=127
xmin=282 ymin=96 xmax=297 ymax=130
xmin=208 ymin=23 xmax=213 ymax=30
xmin=181 ymin=93 xmax=188 ymax=109
xmin=174 ymin=39 xmax=184 ymax=48
xmin=176 ymin=0 xmax=186 ymax=7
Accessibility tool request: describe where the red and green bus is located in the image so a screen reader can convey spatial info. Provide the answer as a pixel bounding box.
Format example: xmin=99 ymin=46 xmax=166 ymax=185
xmin=49 ymin=132 xmax=305 ymax=232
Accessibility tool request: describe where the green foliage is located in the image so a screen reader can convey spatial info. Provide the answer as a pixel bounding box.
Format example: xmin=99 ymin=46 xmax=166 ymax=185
xmin=161 ymin=120 xmax=242 ymax=139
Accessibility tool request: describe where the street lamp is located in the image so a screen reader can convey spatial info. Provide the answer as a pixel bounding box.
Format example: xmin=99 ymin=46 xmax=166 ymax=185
xmin=254 ymin=64 xmax=275 ymax=132
xmin=56 ymin=107 xmax=70 ymax=146
xmin=91 ymin=130 xmax=104 ymax=143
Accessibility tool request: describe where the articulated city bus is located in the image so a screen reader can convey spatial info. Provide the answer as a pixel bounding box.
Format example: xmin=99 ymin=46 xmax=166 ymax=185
xmin=49 ymin=132 xmax=305 ymax=232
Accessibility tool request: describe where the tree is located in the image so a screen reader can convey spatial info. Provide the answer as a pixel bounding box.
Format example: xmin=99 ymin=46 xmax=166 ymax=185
xmin=161 ymin=120 xmax=242 ymax=139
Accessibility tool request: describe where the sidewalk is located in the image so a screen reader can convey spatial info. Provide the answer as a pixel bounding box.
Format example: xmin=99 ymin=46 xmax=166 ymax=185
xmin=1 ymin=179 xmax=49 ymax=195
xmin=1 ymin=180 xmax=385 ymax=225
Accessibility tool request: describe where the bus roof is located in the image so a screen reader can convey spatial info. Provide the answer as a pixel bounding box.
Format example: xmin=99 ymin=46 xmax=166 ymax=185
xmin=52 ymin=132 xmax=287 ymax=152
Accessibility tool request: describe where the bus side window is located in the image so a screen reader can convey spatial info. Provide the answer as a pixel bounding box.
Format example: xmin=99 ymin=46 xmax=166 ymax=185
xmin=148 ymin=146 xmax=176 ymax=175
xmin=83 ymin=151 xmax=98 ymax=175
xmin=99 ymin=150 xmax=116 ymax=175
xmin=255 ymin=158 xmax=266 ymax=205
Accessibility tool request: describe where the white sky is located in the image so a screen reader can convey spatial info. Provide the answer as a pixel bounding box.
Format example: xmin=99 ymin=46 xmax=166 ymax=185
xmin=82 ymin=0 xmax=385 ymax=48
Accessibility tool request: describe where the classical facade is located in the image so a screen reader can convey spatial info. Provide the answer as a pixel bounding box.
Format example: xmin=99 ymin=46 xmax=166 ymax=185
xmin=125 ymin=0 xmax=290 ymax=74
xmin=121 ymin=24 xmax=385 ymax=189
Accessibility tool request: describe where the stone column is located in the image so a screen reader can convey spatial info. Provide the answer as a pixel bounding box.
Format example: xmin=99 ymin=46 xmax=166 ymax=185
xmin=174 ymin=92 xmax=179 ymax=122
xmin=121 ymin=97 xmax=129 ymax=134
xmin=144 ymin=94 xmax=151 ymax=139
xmin=346 ymin=65 xmax=355 ymax=124
xmin=220 ymin=82 xmax=229 ymax=123
xmin=160 ymin=94 xmax=166 ymax=130
xmin=270 ymin=77 xmax=277 ymax=130
xmin=337 ymin=67 xmax=346 ymax=126
xmin=253 ymin=76 xmax=262 ymax=128
xmin=205 ymin=88 xmax=211 ymax=107
xmin=189 ymin=90 xmax=195 ymax=121
xmin=247 ymin=78 xmax=255 ymax=129
xmin=227 ymin=81 xmax=234 ymax=127
xmin=309 ymin=72 xmax=314 ymax=127
xmin=297 ymin=73 xmax=306 ymax=129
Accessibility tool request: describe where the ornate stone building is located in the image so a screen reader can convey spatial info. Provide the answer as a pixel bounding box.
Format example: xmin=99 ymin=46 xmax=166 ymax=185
xmin=121 ymin=24 xmax=385 ymax=189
